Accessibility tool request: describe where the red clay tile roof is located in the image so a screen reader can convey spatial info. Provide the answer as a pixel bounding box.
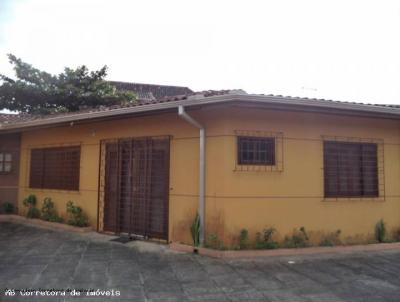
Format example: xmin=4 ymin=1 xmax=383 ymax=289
xmin=110 ymin=81 xmax=193 ymax=101
xmin=0 ymin=88 xmax=245 ymax=128
xmin=258 ymin=94 xmax=400 ymax=109
xmin=1 ymin=84 xmax=400 ymax=129
xmin=0 ymin=81 xmax=198 ymax=125
xmin=0 ymin=113 xmax=24 ymax=123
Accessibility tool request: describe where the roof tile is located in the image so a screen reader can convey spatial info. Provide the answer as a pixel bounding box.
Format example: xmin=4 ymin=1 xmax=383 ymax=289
xmin=1 ymin=82 xmax=400 ymax=128
xmin=110 ymin=81 xmax=193 ymax=100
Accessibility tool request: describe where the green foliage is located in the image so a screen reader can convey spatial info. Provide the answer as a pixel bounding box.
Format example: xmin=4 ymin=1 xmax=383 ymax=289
xmin=239 ymin=229 xmax=249 ymax=249
xmin=26 ymin=207 xmax=41 ymax=219
xmin=23 ymin=194 xmax=37 ymax=208
xmin=190 ymin=213 xmax=201 ymax=247
xmin=41 ymin=197 xmax=55 ymax=220
xmin=283 ymin=227 xmax=310 ymax=248
xmin=41 ymin=197 xmax=63 ymax=223
xmin=0 ymin=54 xmax=137 ymax=114
xmin=23 ymin=194 xmax=39 ymax=218
xmin=2 ymin=202 xmax=14 ymax=214
xmin=66 ymin=201 xmax=88 ymax=227
xmin=48 ymin=214 xmax=64 ymax=223
xmin=375 ymin=219 xmax=386 ymax=243
xmin=319 ymin=229 xmax=342 ymax=247
xmin=205 ymin=233 xmax=224 ymax=250
xmin=255 ymin=227 xmax=279 ymax=249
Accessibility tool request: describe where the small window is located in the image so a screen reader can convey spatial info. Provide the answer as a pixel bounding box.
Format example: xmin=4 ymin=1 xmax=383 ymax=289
xmin=0 ymin=152 xmax=12 ymax=173
xmin=324 ymin=141 xmax=378 ymax=198
xmin=29 ymin=146 xmax=80 ymax=191
xmin=237 ymin=136 xmax=275 ymax=165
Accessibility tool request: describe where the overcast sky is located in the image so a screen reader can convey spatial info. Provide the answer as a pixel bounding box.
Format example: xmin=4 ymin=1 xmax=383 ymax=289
xmin=1 ymin=0 xmax=400 ymax=105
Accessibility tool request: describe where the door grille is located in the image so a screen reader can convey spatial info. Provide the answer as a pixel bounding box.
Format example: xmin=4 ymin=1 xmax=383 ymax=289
xmin=99 ymin=136 xmax=170 ymax=240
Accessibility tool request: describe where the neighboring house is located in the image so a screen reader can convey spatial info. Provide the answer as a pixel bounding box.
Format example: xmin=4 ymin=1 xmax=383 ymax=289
xmin=0 ymin=82 xmax=400 ymax=246
xmin=0 ymin=115 xmax=21 ymax=214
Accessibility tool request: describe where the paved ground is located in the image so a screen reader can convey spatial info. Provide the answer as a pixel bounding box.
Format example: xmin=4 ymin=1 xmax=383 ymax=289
xmin=1 ymin=222 xmax=400 ymax=302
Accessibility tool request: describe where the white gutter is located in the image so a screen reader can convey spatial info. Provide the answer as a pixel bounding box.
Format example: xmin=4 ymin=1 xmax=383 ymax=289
xmin=178 ymin=105 xmax=205 ymax=245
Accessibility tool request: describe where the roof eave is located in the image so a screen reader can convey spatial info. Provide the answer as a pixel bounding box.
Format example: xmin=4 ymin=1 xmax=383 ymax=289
xmin=1 ymin=94 xmax=399 ymax=132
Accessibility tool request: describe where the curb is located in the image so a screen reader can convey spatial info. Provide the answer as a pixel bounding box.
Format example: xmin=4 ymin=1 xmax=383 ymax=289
xmin=0 ymin=214 xmax=93 ymax=233
xmin=169 ymin=241 xmax=400 ymax=259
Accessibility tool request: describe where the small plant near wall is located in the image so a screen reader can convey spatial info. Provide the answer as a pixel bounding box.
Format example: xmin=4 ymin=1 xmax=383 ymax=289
xmin=255 ymin=227 xmax=279 ymax=249
xmin=27 ymin=208 xmax=41 ymax=219
xmin=239 ymin=229 xmax=249 ymax=249
xmin=41 ymin=198 xmax=63 ymax=223
xmin=283 ymin=227 xmax=310 ymax=248
xmin=66 ymin=201 xmax=88 ymax=227
xmin=375 ymin=219 xmax=386 ymax=243
xmin=319 ymin=230 xmax=342 ymax=247
xmin=190 ymin=213 xmax=201 ymax=247
xmin=23 ymin=194 xmax=36 ymax=208
xmin=2 ymin=202 xmax=14 ymax=214
xmin=205 ymin=233 xmax=224 ymax=250
xmin=23 ymin=194 xmax=40 ymax=219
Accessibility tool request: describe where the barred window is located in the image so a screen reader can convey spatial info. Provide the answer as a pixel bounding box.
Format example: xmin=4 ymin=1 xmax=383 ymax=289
xmin=237 ymin=136 xmax=275 ymax=165
xmin=324 ymin=141 xmax=378 ymax=198
xmin=29 ymin=146 xmax=80 ymax=191
xmin=0 ymin=153 xmax=12 ymax=173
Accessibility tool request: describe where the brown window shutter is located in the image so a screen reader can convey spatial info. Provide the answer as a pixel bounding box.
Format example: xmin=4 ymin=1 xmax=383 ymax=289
xmin=29 ymin=146 xmax=80 ymax=191
xmin=29 ymin=149 xmax=44 ymax=188
xmin=324 ymin=141 xmax=378 ymax=198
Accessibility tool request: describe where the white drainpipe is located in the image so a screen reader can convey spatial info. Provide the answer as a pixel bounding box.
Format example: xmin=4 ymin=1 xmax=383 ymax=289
xmin=178 ymin=105 xmax=205 ymax=245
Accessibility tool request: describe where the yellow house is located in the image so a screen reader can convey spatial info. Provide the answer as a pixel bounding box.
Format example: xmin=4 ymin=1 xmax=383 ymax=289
xmin=1 ymin=83 xmax=400 ymax=247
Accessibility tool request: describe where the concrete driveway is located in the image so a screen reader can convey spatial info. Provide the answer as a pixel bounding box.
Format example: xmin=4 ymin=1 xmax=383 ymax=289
xmin=1 ymin=222 xmax=400 ymax=301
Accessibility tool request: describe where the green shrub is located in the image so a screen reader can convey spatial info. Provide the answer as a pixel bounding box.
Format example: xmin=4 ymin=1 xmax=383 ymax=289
xmin=205 ymin=233 xmax=224 ymax=250
xmin=2 ymin=202 xmax=14 ymax=214
xmin=48 ymin=214 xmax=63 ymax=223
xmin=66 ymin=201 xmax=88 ymax=227
xmin=41 ymin=197 xmax=63 ymax=223
xmin=239 ymin=229 xmax=249 ymax=249
xmin=255 ymin=227 xmax=279 ymax=249
xmin=23 ymin=194 xmax=38 ymax=218
xmin=375 ymin=219 xmax=386 ymax=243
xmin=23 ymin=194 xmax=37 ymax=208
xmin=283 ymin=227 xmax=310 ymax=248
xmin=41 ymin=197 xmax=55 ymax=220
xmin=319 ymin=229 xmax=342 ymax=247
xmin=27 ymin=207 xmax=41 ymax=219
xmin=190 ymin=213 xmax=201 ymax=247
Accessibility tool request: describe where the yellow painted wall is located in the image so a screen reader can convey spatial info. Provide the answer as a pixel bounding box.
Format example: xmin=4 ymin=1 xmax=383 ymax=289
xmin=18 ymin=112 xmax=202 ymax=242
xmin=17 ymin=105 xmax=400 ymax=246
xmin=204 ymin=106 xmax=400 ymax=246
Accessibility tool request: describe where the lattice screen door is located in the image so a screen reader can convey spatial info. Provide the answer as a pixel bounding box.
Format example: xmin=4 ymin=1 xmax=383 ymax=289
xmin=102 ymin=136 xmax=170 ymax=240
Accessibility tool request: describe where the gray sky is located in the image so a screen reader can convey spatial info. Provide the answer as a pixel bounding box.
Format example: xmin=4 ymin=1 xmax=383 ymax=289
xmin=1 ymin=0 xmax=400 ymax=105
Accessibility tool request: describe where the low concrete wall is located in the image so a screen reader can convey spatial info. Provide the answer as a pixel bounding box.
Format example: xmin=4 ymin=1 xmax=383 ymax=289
xmin=170 ymin=241 xmax=400 ymax=259
xmin=0 ymin=214 xmax=93 ymax=233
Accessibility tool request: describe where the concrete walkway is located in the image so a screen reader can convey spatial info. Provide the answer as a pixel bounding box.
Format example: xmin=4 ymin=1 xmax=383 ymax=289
xmin=1 ymin=222 xmax=400 ymax=301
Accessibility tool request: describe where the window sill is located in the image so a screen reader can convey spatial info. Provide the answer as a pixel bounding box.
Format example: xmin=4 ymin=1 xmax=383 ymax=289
xmin=25 ymin=188 xmax=81 ymax=194
xmin=233 ymin=165 xmax=282 ymax=172
xmin=323 ymin=197 xmax=384 ymax=202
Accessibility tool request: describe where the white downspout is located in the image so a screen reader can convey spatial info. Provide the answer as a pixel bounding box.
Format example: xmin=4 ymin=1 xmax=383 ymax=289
xmin=178 ymin=105 xmax=205 ymax=245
